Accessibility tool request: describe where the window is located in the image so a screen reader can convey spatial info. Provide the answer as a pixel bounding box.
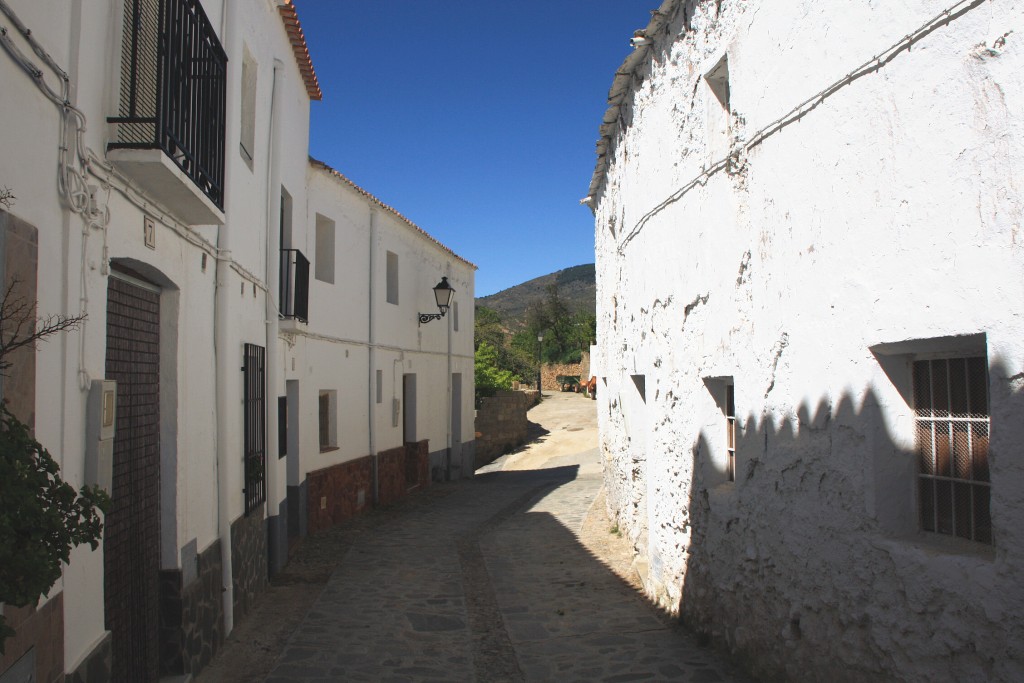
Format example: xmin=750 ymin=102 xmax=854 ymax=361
xmin=277 ymin=395 xmax=287 ymax=459
xmin=376 ymin=369 xmax=383 ymax=404
xmin=318 ymin=390 xmax=337 ymax=452
xmin=314 ymin=213 xmax=335 ymax=283
xmin=240 ymin=44 xmax=257 ymax=167
xmin=453 ymin=301 xmax=459 ymax=331
xmin=725 ymin=383 xmax=736 ymax=482
xmin=243 ymin=344 xmax=266 ymax=514
xmin=704 ymin=54 xmax=731 ymax=159
xmin=913 ymin=356 xmax=991 ymax=544
xmin=386 ymin=251 xmax=399 ymax=305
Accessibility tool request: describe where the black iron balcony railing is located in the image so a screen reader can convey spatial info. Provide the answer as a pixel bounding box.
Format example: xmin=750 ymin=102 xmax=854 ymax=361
xmin=109 ymin=0 xmax=227 ymax=209
xmin=280 ymin=249 xmax=310 ymax=323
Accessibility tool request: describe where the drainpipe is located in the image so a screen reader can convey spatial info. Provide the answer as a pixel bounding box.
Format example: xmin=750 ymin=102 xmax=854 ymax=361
xmin=264 ymin=59 xmax=283 ymax=545
xmin=446 ymin=266 xmax=453 ymax=479
xmin=368 ymin=208 xmax=378 ymax=503
xmin=214 ymin=0 xmax=236 ymax=636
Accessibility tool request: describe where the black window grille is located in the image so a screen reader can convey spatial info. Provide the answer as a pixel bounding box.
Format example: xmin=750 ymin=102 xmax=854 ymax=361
xmin=914 ymin=356 xmax=991 ymax=544
xmin=243 ymin=343 xmax=266 ymax=515
xmin=280 ymin=249 xmax=310 ymax=322
xmin=110 ymin=0 xmax=227 ymax=209
xmin=278 ymin=396 xmax=287 ymax=460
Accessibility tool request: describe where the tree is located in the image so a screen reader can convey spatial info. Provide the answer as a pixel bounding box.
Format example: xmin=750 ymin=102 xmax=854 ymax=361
xmin=524 ymin=284 xmax=596 ymax=365
xmin=0 ymin=199 xmax=105 ymax=652
xmin=474 ymin=341 xmax=515 ymax=400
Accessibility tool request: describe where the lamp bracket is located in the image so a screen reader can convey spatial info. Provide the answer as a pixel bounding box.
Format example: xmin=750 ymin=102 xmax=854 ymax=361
xmin=418 ymin=311 xmax=446 ymax=325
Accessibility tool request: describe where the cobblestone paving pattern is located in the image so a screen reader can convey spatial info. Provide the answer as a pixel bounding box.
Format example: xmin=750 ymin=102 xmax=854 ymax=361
xmin=264 ymin=465 xmax=753 ymax=682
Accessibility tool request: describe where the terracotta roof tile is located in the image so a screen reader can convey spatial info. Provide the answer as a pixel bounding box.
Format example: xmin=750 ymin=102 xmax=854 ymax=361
xmin=279 ymin=1 xmax=322 ymax=101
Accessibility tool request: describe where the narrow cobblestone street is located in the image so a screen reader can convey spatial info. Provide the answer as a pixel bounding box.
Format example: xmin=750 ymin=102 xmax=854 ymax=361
xmin=199 ymin=393 xmax=753 ymax=682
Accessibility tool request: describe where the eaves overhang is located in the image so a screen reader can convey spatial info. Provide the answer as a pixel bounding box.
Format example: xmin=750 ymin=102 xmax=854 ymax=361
xmin=586 ymin=0 xmax=680 ymax=207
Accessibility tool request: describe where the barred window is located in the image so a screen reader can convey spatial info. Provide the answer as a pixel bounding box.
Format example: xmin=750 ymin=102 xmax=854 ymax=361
xmin=913 ymin=357 xmax=991 ymax=544
xmin=725 ymin=383 xmax=736 ymax=482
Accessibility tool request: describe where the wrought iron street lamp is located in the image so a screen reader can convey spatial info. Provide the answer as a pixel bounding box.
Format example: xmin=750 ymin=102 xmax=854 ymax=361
xmin=418 ymin=276 xmax=455 ymax=325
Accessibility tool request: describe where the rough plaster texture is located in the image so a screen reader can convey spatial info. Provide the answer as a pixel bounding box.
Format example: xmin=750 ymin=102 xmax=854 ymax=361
xmin=592 ymin=1 xmax=1024 ymax=681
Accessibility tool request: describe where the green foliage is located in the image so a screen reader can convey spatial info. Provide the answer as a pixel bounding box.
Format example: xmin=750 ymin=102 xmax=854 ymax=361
xmin=526 ymin=285 xmax=595 ymax=365
xmin=0 ymin=266 xmax=99 ymax=653
xmin=474 ymin=341 xmax=516 ymax=399
xmin=0 ymin=403 xmax=109 ymax=652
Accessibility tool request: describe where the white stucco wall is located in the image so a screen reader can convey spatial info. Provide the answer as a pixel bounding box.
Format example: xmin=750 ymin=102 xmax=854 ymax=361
xmin=297 ymin=163 xmax=476 ymax=480
xmin=593 ymin=1 xmax=1024 ymax=681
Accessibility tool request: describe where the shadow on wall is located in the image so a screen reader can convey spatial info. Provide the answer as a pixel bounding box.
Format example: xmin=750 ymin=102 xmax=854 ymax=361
xmin=677 ymin=356 xmax=1023 ymax=683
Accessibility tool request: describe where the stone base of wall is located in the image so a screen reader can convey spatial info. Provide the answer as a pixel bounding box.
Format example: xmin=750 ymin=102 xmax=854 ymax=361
xmin=158 ymin=539 xmax=223 ymax=678
xmin=230 ymin=512 xmax=269 ymax=626
xmin=474 ymin=391 xmax=535 ymax=467
xmin=64 ymin=631 xmax=110 ymax=683
xmin=306 ymin=456 xmax=374 ymax=533
xmin=0 ymin=592 xmax=63 ymax=683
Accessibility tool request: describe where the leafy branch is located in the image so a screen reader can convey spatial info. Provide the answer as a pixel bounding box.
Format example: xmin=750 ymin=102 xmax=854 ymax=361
xmin=0 ymin=272 xmax=99 ymax=654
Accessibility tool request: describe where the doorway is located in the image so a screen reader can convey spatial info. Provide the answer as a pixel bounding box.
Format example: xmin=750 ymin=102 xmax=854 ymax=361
xmin=104 ymin=271 xmax=162 ymax=683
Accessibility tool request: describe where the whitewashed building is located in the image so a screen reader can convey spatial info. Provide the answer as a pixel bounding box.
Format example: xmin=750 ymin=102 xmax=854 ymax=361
xmin=0 ymin=1 xmax=474 ymax=681
xmin=588 ymin=1 xmax=1024 ymax=681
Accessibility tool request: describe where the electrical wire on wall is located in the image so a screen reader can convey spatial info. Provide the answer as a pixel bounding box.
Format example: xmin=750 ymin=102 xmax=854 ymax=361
xmin=610 ymin=0 xmax=991 ymax=252
xmin=0 ymin=0 xmax=271 ymax=389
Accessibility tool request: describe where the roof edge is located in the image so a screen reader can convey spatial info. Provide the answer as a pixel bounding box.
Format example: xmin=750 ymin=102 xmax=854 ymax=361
xmin=279 ymin=1 xmax=322 ymax=101
xmin=309 ymin=157 xmax=478 ymax=271
xmin=585 ymin=0 xmax=681 ymax=206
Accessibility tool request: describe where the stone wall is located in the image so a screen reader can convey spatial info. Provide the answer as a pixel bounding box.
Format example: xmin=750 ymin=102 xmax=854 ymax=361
xmin=230 ymin=513 xmax=269 ymax=627
xmin=306 ymin=456 xmax=374 ymax=533
xmin=474 ymin=391 xmax=536 ymax=467
xmin=541 ymin=351 xmax=591 ymax=391
xmin=158 ymin=539 xmax=223 ymax=678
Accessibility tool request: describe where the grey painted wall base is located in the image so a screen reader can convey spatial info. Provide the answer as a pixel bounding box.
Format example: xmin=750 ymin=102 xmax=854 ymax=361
xmin=287 ymin=482 xmax=308 ymax=540
xmin=267 ymin=499 xmax=288 ymax=577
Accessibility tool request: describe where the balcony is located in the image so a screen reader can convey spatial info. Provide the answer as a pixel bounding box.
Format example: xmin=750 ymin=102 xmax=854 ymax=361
xmin=280 ymin=249 xmax=309 ymax=324
xmin=108 ymin=0 xmax=227 ymax=225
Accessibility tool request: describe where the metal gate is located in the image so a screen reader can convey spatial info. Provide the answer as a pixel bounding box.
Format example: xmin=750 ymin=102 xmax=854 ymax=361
xmin=104 ymin=273 xmax=161 ymax=683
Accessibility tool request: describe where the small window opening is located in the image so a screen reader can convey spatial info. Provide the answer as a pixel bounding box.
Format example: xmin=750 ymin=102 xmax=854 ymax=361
xmin=704 ymin=55 xmax=731 ymax=158
xmin=386 ymin=251 xmax=399 ymax=305
xmin=318 ymin=390 xmax=338 ymax=452
xmin=725 ymin=383 xmax=736 ymax=482
xmin=315 ymin=213 xmax=335 ymax=283
xmin=240 ymin=45 xmax=257 ymax=167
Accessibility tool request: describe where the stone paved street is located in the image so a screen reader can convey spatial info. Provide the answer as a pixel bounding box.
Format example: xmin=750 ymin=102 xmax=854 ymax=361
xmin=203 ymin=394 xmax=754 ymax=682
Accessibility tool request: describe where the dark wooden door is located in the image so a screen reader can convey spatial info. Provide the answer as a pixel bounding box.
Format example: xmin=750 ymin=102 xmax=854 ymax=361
xmin=104 ymin=273 xmax=161 ymax=683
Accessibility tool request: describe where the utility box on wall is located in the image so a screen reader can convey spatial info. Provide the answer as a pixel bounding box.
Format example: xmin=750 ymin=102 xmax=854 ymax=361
xmin=85 ymin=379 xmax=116 ymax=494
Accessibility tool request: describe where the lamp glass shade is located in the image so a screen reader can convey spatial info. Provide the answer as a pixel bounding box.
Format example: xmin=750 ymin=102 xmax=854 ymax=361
xmin=433 ymin=277 xmax=455 ymax=312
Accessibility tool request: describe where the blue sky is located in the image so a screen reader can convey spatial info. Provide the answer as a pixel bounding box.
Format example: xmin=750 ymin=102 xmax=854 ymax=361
xmin=297 ymin=2 xmax=649 ymax=297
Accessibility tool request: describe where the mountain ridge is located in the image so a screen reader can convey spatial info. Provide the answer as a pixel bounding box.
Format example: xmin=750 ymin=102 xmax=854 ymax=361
xmin=476 ymin=264 xmax=595 ymax=330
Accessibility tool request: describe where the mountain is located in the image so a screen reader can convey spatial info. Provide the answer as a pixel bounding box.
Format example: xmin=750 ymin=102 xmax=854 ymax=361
xmin=476 ymin=264 xmax=595 ymax=330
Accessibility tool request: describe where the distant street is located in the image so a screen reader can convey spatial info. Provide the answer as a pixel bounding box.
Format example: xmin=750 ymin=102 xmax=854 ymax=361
xmin=199 ymin=392 xmax=751 ymax=682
